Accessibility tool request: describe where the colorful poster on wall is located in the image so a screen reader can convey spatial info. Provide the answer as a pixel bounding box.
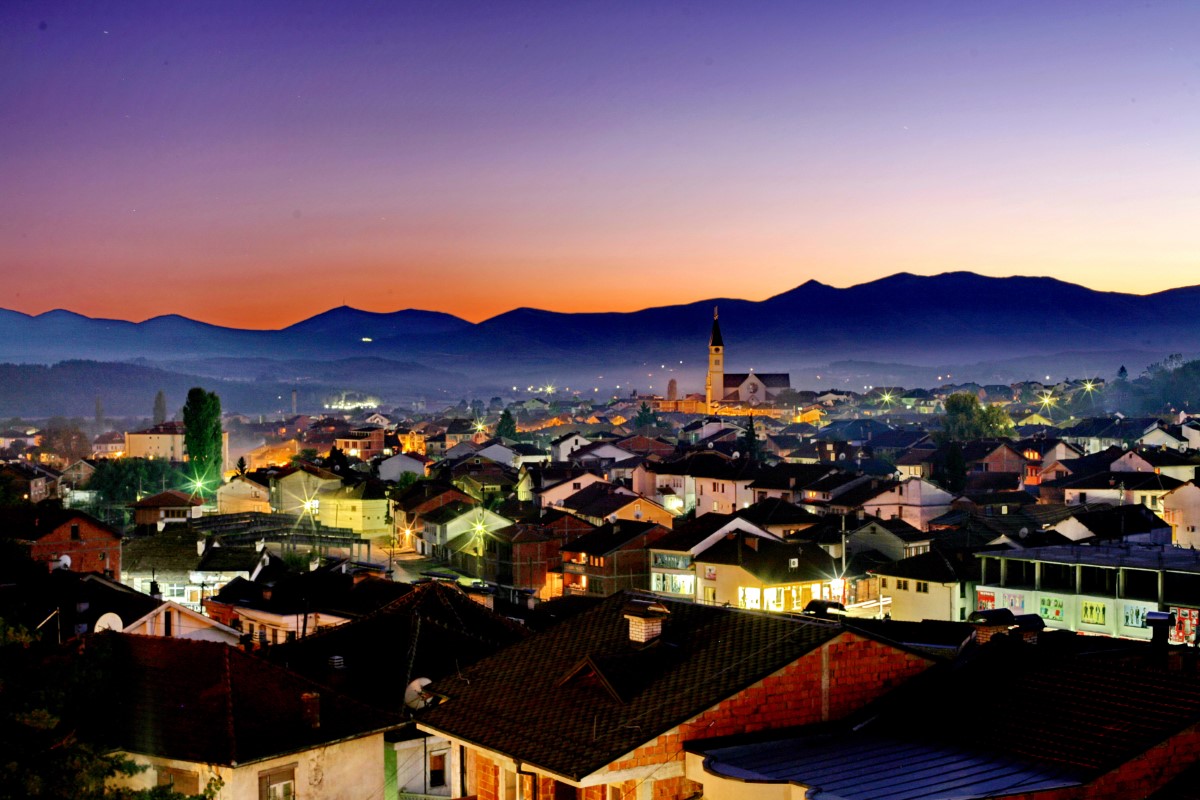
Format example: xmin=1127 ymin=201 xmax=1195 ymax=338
xmin=1002 ymin=592 xmax=1025 ymax=613
xmin=1170 ymin=606 xmax=1199 ymax=645
xmin=977 ymin=590 xmax=995 ymax=610
xmin=703 ymin=565 xmax=717 ymax=581
xmin=1122 ymin=604 xmax=1149 ymax=629
xmin=1039 ymin=596 xmax=1065 ymax=621
xmin=1081 ymin=600 xmax=1107 ymax=626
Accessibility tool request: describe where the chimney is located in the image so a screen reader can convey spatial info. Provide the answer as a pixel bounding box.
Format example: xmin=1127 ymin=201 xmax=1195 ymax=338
xmin=196 ymin=538 xmax=207 ymax=556
xmin=301 ymin=692 xmax=321 ymax=729
xmin=149 ymin=580 xmax=162 ymax=601
xmin=623 ymin=599 xmax=670 ymax=643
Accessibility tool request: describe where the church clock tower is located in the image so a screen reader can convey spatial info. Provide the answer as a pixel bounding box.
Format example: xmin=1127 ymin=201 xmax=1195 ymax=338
xmin=705 ymin=306 xmax=724 ymax=414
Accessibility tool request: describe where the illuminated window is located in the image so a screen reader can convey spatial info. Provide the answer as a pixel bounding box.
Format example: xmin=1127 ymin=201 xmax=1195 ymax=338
xmin=738 ymin=587 xmax=762 ymax=609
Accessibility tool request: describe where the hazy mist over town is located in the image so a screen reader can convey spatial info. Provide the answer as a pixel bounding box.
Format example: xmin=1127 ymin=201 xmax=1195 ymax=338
xmin=4 ymin=3 xmax=1200 ymax=800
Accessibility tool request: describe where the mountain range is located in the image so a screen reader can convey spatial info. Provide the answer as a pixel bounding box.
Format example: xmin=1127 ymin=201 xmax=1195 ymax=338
xmin=2 ymin=272 xmax=1198 ymax=416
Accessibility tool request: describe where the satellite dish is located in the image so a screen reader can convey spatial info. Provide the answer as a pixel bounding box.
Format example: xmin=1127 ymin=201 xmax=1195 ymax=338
xmin=1018 ymin=527 xmax=1029 ymax=539
xmin=94 ymin=612 xmax=124 ymax=632
xmin=54 ymin=554 xmax=72 ymax=570
xmin=404 ymin=677 xmax=434 ymax=710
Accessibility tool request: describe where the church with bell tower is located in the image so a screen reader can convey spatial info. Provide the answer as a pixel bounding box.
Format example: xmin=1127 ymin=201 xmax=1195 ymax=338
xmin=704 ymin=307 xmax=791 ymax=414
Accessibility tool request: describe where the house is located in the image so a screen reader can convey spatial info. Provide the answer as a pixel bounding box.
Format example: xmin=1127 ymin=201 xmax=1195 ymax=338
xmin=557 ymin=482 xmax=675 ymax=528
xmin=0 ymin=568 xmax=158 ymax=641
xmin=844 ymin=514 xmax=935 ymax=562
xmin=122 ymin=529 xmax=278 ymax=612
xmin=0 ymin=506 xmax=122 ymax=579
xmin=269 ymin=462 xmax=342 ymax=516
xmin=1163 ymin=481 xmax=1200 ymax=547
xmin=860 ymin=477 xmax=954 ymax=531
xmin=377 ymin=451 xmax=429 ymax=482
xmin=536 ymin=471 xmax=611 ymax=509
xmin=98 ymin=634 xmax=399 ymax=800
xmin=216 ymin=473 xmax=271 ymax=514
xmin=649 ymin=513 xmax=781 ymax=602
xmin=334 ymin=426 xmax=387 ymax=460
xmin=686 ymin=638 xmax=1200 ymax=799
xmin=125 ymin=420 xmax=230 ymax=471
xmin=391 ymin=480 xmax=476 ymax=552
xmin=263 ymin=580 xmax=529 ymax=799
xmin=1051 ymin=504 xmax=1172 ymax=545
xmin=91 ymin=430 xmax=125 ymax=457
xmin=549 ymin=431 xmax=592 ymax=461
xmin=512 ymin=509 xmax=598 ymax=600
xmin=561 ymin=520 xmax=671 ymax=597
xmin=131 ymin=489 xmax=204 ymax=531
xmin=420 ymin=503 xmax=513 ymax=561
xmin=693 ymin=534 xmax=843 ymax=611
xmin=871 ymin=545 xmax=980 ymax=622
xmin=119 ymin=599 xmax=242 ymax=644
xmin=417 ymin=591 xmax=934 ymax=800
xmin=316 ymin=479 xmax=390 ymax=534
xmin=0 ymin=461 xmax=52 ymax=503
xmin=1056 ymin=471 xmax=1184 ymax=511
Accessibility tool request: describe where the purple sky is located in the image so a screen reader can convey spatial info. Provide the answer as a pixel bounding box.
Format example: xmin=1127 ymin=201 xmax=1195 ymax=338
xmin=2 ymin=1 xmax=1197 ymax=327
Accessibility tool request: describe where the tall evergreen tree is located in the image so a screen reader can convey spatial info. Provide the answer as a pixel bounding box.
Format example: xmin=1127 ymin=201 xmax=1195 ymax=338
xmin=153 ymin=390 xmax=168 ymax=425
xmin=94 ymin=396 xmax=104 ymax=428
xmin=635 ymin=402 xmax=657 ymax=428
xmin=182 ymin=387 xmax=222 ymax=490
xmin=496 ymin=409 xmax=518 ymax=440
xmin=740 ymin=415 xmax=763 ymax=462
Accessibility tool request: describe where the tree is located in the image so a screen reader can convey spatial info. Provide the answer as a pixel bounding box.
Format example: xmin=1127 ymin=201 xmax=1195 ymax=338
xmin=495 ymin=409 xmax=518 ymax=440
xmin=937 ymin=442 xmax=968 ymax=493
xmin=40 ymin=420 xmax=92 ymax=463
xmin=1117 ymin=365 xmax=1128 ymax=382
xmin=89 ymin=459 xmax=183 ymax=506
xmin=740 ymin=415 xmax=762 ymax=462
xmin=152 ymin=390 xmax=168 ymax=426
xmin=235 ymin=456 xmax=248 ymax=476
xmin=324 ymin=445 xmax=350 ymax=474
xmin=635 ymin=402 xmax=657 ymax=428
xmin=936 ymin=392 xmax=1013 ymax=442
xmin=182 ymin=388 xmax=223 ymax=491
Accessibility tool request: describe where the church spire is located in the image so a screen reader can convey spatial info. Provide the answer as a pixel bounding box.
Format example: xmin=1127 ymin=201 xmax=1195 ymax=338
xmin=709 ymin=306 xmax=724 ymax=348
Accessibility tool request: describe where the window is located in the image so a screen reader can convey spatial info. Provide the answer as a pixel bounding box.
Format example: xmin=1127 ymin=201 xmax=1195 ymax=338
xmin=1078 ymin=492 xmax=1087 ymax=503
xmin=430 ymin=752 xmax=447 ymax=787
xmin=258 ymin=765 xmax=296 ymax=800
xmin=70 ymin=523 xmax=80 ymax=541
xmin=158 ymin=767 xmax=199 ymax=795
xmin=896 ymin=579 xmax=909 ymax=591
xmin=916 ymin=581 xmax=929 ymax=593
xmin=880 ymin=578 xmax=887 ymax=589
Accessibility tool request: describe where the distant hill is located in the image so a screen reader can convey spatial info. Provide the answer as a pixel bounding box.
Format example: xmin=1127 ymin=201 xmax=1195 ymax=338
xmin=3 ymin=272 xmax=1199 ymax=414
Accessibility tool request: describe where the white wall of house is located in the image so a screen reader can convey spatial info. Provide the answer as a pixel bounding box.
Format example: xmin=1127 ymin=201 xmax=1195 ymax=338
xmin=539 ymin=474 xmax=608 ymax=508
xmin=114 ymin=732 xmax=386 ymax=800
xmin=861 ymin=479 xmax=953 ymax=532
xmin=876 ymin=576 xmax=966 ymax=622
xmin=1164 ymin=483 xmax=1200 ymax=547
xmin=550 ymin=433 xmax=591 ymax=462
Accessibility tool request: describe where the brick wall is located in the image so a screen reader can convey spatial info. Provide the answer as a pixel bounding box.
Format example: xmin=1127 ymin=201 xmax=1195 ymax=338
xmin=603 ymin=630 xmax=932 ymax=800
xmin=30 ymin=516 xmax=121 ymax=579
xmin=465 ymin=630 xmax=931 ymax=800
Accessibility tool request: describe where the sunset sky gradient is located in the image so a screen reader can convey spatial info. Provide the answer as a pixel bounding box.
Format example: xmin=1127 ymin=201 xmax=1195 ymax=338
xmin=2 ymin=1 xmax=1197 ymax=328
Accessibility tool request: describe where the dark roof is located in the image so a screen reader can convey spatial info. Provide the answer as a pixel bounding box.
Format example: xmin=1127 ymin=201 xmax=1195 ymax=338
xmin=561 ymin=520 xmax=663 ymax=556
xmin=870 ymin=547 xmax=980 ymax=584
xmin=419 ymin=591 xmax=854 ymax=781
xmin=131 ymin=489 xmax=202 ymax=509
xmin=736 ymin=497 xmax=824 ymax=528
xmin=1068 ymin=504 xmax=1169 ymax=539
xmin=122 ymin=528 xmax=206 ymax=573
xmin=1055 ymin=471 xmax=1184 ymax=492
xmin=0 ymin=505 xmax=120 ymax=542
xmin=650 ymin=513 xmax=742 ymax=552
xmin=697 ymin=537 xmax=838 ymax=585
xmin=93 ymin=633 xmax=398 ymax=765
xmin=264 ymin=581 xmax=528 ymax=708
